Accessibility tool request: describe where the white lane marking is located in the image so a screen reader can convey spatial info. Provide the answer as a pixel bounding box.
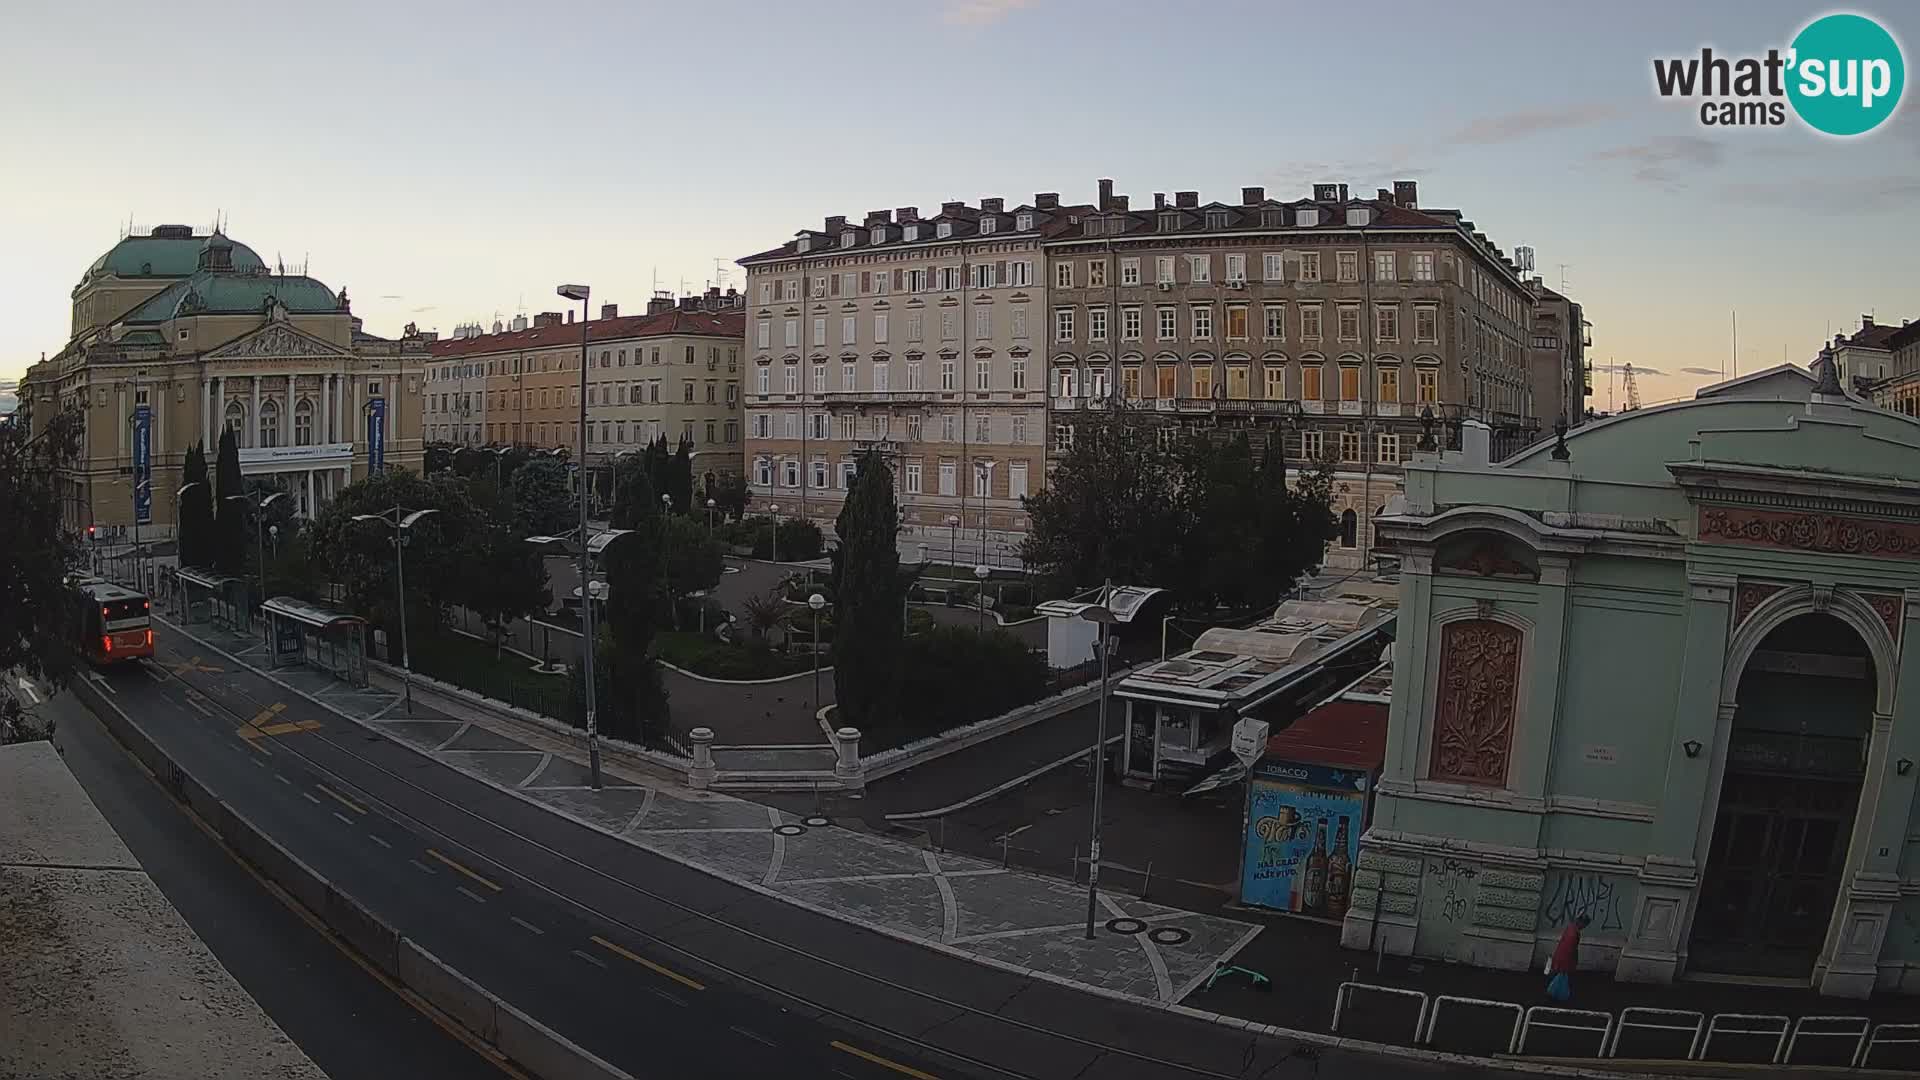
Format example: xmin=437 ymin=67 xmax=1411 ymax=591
xmin=646 ymin=986 xmax=687 ymax=1007
xmin=409 ymin=859 xmax=436 ymax=875
xmin=729 ymin=1025 xmax=776 ymax=1047
xmin=250 ymin=756 xmax=266 ymax=769
xmin=332 ymin=812 xmax=355 ymax=826
xmin=368 ymin=834 xmax=393 ymax=849
xmin=141 ymin=665 xmax=167 ymax=684
xmin=455 ymin=885 xmax=488 ymax=904
xmin=571 ymin=948 xmax=608 ymax=968
xmin=16 ymin=677 xmax=40 ymax=704
xmin=275 ymin=774 xmax=291 ymax=785
xmin=301 ymin=791 xmax=322 ymax=805
xmin=89 ymin=673 xmax=118 ymax=696
xmin=509 ymin=916 xmax=546 ymax=936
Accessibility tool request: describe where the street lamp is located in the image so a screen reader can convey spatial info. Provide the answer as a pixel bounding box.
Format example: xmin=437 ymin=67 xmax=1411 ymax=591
xmin=808 ymin=592 xmax=827 ymax=713
xmin=946 ymin=514 xmax=960 ymax=576
xmin=974 ymin=564 xmax=990 ymax=634
xmin=1078 ymin=582 xmax=1119 ymax=940
xmin=661 ymin=492 xmax=676 ymax=629
xmin=225 ymin=490 xmax=287 ymax=642
xmin=767 ymin=502 xmax=781 ymax=564
xmin=705 ymin=497 xmax=717 ymax=535
xmin=558 ymin=283 xmax=604 ymax=791
xmin=351 ymin=507 xmax=441 ymax=717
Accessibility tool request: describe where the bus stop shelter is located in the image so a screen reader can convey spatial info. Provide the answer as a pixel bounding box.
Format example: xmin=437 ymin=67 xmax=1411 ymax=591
xmin=261 ymin=597 xmax=368 ymax=688
xmin=177 ymin=568 xmax=249 ymax=632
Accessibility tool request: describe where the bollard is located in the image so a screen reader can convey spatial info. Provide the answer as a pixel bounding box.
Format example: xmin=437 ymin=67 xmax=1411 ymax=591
xmin=688 ymin=727 xmax=717 ymax=789
xmin=831 ymin=726 xmax=864 ymax=791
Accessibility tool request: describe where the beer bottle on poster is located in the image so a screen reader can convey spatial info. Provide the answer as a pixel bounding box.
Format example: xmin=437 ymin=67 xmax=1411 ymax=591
xmin=1327 ymin=817 xmax=1352 ymax=919
xmin=1303 ymin=820 xmax=1329 ymax=913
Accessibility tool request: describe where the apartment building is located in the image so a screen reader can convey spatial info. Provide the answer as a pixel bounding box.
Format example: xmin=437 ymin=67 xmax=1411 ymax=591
xmin=1043 ymin=179 xmax=1544 ymax=569
xmin=1527 ymin=282 xmax=1590 ymax=428
xmin=426 ymin=321 xmax=492 ymax=445
xmin=738 ymin=195 xmax=1089 ymax=552
xmin=426 ymin=289 xmax=744 ymax=494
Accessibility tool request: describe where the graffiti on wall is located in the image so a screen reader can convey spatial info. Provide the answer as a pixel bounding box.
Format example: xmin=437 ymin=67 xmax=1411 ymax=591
xmin=1539 ymin=869 xmax=1633 ymax=934
xmin=1428 ymin=858 xmax=1480 ymax=923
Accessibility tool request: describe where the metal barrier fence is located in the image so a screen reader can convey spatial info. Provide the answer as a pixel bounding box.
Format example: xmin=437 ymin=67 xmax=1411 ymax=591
xmin=1606 ymin=1007 xmax=1704 ymax=1060
xmin=1519 ymin=1007 xmax=1612 ymax=1058
xmin=1331 ymin=982 xmax=1428 ymax=1043
xmin=1862 ymin=1024 xmax=1920 ymax=1069
xmin=1419 ymin=995 xmax=1522 ymax=1056
xmin=1701 ymin=1013 xmax=1789 ymax=1064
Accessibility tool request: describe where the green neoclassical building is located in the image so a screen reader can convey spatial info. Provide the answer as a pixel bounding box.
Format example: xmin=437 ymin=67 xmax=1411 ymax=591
xmin=1343 ymin=358 xmax=1920 ymax=998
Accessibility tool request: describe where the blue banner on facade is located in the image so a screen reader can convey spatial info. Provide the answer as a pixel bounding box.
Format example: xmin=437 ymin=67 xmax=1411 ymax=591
xmin=132 ymin=403 xmax=152 ymax=525
xmin=367 ymin=397 xmax=386 ymax=473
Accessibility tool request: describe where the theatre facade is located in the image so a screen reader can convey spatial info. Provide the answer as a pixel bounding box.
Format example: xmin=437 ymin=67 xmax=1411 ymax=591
xmin=1343 ymin=360 xmax=1920 ymax=998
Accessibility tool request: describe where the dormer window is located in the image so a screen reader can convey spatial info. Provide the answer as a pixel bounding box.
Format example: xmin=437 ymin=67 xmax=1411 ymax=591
xmin=797 ymin=236 xmax=812 ymax=253
xmin=1016 ymin=212 xmax=1034 ymax=231
xmin=937 ymin=222 xmax=953 ymax=239
xmin=1206 ymin=210 xmax=1229 ymax=229
xmin=1297 ymin=208 xmax=1320 ymax=227
xmin=904 ymin=224 xmax=920 ymax=242
xmin=841 ymin=231 xmax=857 ymax=248
xmin=979 ymin=217 xmax=997 ymax=235
xmin=871 ymin=227 xmax=886 ymax=245
xmin=1346 ymin=207 xmax=1373 ymax=226
xmin=1262 ymin=209 xmax=1286 ymax=228
xmin=1158 ymin=212 xmax=1180 ymax=232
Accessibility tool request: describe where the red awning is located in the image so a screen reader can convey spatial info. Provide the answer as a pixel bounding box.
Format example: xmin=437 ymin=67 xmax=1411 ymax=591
xmin=1264 ymin=700 xmax=1388 ymax=773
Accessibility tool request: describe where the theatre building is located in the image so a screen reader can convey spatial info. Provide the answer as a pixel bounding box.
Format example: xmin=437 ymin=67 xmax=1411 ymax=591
xmin=1344 ymin=359 xmax=1920 ymax=998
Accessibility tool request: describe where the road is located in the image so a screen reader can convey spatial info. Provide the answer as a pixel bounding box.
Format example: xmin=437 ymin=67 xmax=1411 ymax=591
xmin=81 ymin=637 xmax=1513 ymax=1080
xmin=44 ymin=690 xmax=502 ymax=1079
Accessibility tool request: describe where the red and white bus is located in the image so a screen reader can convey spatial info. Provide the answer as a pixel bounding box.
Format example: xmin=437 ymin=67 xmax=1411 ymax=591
xmin=69 ymin=575 xmax=154 ymax=664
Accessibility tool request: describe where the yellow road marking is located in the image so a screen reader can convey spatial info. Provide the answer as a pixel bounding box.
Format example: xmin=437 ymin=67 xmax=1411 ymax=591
xmin=590 ymin=934 xmax=706 ymax=991
xmin=257 ymin=719 xmax=321 ymax=737
xmin=172 ymin=656 xmax=226 ymax=675
xmin=425 ymin=848 xmax=501 ymax=892
xmin=829 ymin=1041 xmax=940 ymax=1079
xmin=316 ymin=784 xmax=366 ymax=815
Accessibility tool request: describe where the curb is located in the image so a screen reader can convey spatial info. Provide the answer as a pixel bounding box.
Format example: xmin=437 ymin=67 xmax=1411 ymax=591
xmin=882 ymin=732 xmax=1125 ymax=822
xmin=70 ymin=673 xmax=633 ymax=1080
xmin=656 ymin=658 xmax=833 ymax=686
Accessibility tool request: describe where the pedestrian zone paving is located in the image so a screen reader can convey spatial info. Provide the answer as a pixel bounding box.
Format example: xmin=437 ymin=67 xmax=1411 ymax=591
xmin=161 ymin=616 xmax=1262 ymax=1005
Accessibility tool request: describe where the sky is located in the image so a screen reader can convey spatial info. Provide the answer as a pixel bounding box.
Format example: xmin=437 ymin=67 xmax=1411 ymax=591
xmin=3 ymin=0 xmax=1916 ymax=414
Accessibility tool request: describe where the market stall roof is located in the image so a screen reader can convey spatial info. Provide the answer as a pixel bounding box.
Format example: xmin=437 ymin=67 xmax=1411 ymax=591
xmin=178 ymin=568 xmax=244 ymax=590
xmin=1035 ymin=584 xmax=1163 ymax=624
xmin=262 ymin=597 xmax=365 ymax=630
xmin=1264 ymin=700 xmax=1388 ymax=773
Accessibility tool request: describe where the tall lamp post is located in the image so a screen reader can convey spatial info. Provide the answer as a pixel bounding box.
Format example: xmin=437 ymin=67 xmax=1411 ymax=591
xmin=974 ymin=564 xmax=990 ymax=634
xmin=225 ymin=490 xmax=287 ymax=642
xmin=173 ymin=482 xmax=203 ymax=613
xmin=767 ymin=502 xmax=780 ymax=564
xmin=1078 ymin=581 xmax=1118 ymax=940
xmin=661 ymin=492 xmax=675 ymax=629
xmin=808 ymin=592 xmax=827 ymax=713
xmin=946 ymin=514 xmax=960 ymax=576
xmin=705 ymin=497 xmax=717 ymax=535
xmin=351 ymin=507 xmax=440 ymax=716
xmin=557 ymin=283 xmax=603 ymax=790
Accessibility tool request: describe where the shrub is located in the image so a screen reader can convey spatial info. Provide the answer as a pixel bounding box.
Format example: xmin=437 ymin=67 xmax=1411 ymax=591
xmin=944 ymin=583 xmax=976 ymax=608
xmin=774 ymin=518 xmax=824 ymax=561
xmin=881 ymin=626 xmax=1048 ymax=748
xmin=654 ymin=631 xmax=816 ymax=680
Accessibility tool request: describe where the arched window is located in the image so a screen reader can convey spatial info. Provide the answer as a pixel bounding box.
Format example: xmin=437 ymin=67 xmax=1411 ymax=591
xmin=259 ymin=400 xmax=280 ymax=448
xmin=294 ymin=399 xmax=314 ymax=446
xmin=1340 ymin=508 xmax=1358 ymax=548
xmin=223 ymin=400 xmax=245 ymax=439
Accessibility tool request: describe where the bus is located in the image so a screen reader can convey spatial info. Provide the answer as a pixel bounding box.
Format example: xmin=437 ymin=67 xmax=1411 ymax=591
xmin=69 ymin=575 xmax=154 ymax=665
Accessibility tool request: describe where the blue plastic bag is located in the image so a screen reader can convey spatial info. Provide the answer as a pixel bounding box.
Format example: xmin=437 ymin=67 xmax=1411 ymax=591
xmin=1547 ymin=972 xmax=1571 ymax=1002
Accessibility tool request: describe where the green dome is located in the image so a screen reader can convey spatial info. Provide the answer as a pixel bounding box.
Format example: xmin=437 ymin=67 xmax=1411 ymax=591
xmin=83 ymin=227 xmax=266 ymax=282
xmin=124 ymin=272 xmax=339 ymax=323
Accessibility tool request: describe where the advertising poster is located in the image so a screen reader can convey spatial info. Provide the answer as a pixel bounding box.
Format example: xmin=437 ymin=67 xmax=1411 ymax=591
xmin=367 ymin=397 xmax=387 ymax=472
xmin=132 ymin=403 xmax=152 ymax=525
xmin=1240 ymin=760 xmax=1367 ymax=919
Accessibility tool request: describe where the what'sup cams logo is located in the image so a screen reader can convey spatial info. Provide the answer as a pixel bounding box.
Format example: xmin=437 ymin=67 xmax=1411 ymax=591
xmin=1653 ymin=12 xmax=1905 ymax=136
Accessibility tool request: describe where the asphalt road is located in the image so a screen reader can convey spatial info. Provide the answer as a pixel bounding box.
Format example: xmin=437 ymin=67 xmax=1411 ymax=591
xmin=43 ymin=690 xmax=501 ymax=1080
xmin=85 ymin=638 xmax=1519 ymax=1080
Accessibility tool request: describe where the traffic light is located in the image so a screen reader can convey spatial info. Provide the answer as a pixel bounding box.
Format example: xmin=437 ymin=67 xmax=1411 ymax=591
xmin=86 ymin=525 xmax=97 ymax=542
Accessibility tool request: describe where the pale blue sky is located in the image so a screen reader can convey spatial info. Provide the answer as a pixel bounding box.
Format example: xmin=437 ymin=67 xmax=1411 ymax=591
xmin=2 ymin=0 xmax=1915 ymax=409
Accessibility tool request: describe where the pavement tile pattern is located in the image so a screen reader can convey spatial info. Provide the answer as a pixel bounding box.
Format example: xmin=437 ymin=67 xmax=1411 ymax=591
xmin=169 ymin=615 xmax=1261 ymax=1005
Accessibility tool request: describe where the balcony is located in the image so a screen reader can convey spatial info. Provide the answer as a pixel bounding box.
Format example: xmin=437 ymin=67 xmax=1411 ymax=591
xmin=817 ymin=390 xmax=936 ymax=406
xmin=1337 ymin=401 xmax=1364 ymax=416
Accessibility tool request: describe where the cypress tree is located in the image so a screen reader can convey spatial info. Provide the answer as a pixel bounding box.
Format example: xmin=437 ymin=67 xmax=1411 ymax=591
xmin=831 ymin=449 xmax=903 ymax=738
xmin=213 ymin=427 xmax=246 ymax=573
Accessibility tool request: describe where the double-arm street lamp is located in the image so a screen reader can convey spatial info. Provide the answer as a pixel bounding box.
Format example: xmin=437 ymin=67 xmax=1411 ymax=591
xmin=224 ymin=490 xmax=287 ymax=642
xmin=558 ymin=283 xmax=604 ymax=791
xmin=351 ymin=507 xmax=440 ymax=716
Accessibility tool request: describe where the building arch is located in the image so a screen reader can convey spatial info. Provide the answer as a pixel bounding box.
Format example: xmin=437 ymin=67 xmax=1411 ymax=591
xmin=293 ymin=398 xmax=314 ymax=446
xmin=1721 ymin=585 xmax=1897 ymax=716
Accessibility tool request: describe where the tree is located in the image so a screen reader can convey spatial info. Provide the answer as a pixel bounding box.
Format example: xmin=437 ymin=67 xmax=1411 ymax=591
xmin=509 ymin=456 xmax=574 ymax=538
xmin=308 ymin=468 xmax=479 ymax=657
xmin=423 ymin=442 xmax=455 ymax=475
xmin=0 ymin=406 xmax=82 ymax=700
xmin=712 ymin=471 xmax=748 ymax=520
xmin=831 ymin=450 xmax=905 ymax=737
xmin=178 ymin=440 xmax=213 ymax=569
xmin=213 ymin=427 xmax=247 ymax=573
xmin=896 ymin=626 xmax=1048 ymax=741
xmin=1020 ymin=407 xmax=1183 ymax=594
xmin=462 ymin=517 xmax=551 ymax=656
xmin=773 ymin=517 xmax=824 ymax=561
xmin=667 ymin=435 xmax=694 ymax=516
xmin=595 ymin=525 xmax=667 ymax=741
xmin=609 ymin=456 xmax=655 ymax=531
xmin=642 ymin=435 xmax=671 ymax=507
xmin=736 ymin=589 xmax=790 ymax=648
xmin=659 ymin=515 xmax=723 ymax=626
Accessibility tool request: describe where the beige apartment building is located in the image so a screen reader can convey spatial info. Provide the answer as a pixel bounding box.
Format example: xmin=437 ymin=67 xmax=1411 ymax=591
xmin=737 ymin=195 xmax=1090 ymax=558
xmin=1527 ymin=282 xmax=1590 ymax=429
xmin=427 ymin=289 xmax=745 ymax=497
xmin=18 ymin=225 xmax=427 ymax=546
xmin=1044 ymin=179 xmax=1546 ymax=570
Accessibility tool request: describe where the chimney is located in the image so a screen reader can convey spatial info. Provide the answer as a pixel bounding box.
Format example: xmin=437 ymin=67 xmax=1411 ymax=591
xmin=1394 ymin=180 xmax=1419 ymax=208
xmin=680 ymin=296 xmax=699 ymax=312
xmin=825 ymin=215 xmax=847 ymax=234
xmin=535 ymin=312 xmax=562 ymax=328
xmin=1337 ymin=183 xmax=1350 ymax=201
xmin=1154 ymin=193 xmax=1167 ymax=210
xmin=1034 ymin=192 xmax=1059 ymax=210
xmin=940 ymin=200 xmax=965 ymax=215
xmin=1862 ymin=314 xmax=1875 ymax=329
xmin=1097 ymin=178 xmax=1114 ymax=211
xmin=864 ymin=209 xmax=891 ymax=227
xmin=566 ymin=310 xmax=574 ymax=324
xmin=1377 ymin=188 xmax=1393 ymax=202
xmin=981 ymin=197 xmax=1004 ymax=214
xmin=647 ymin=290 xmax=674 ymax=316
xmin=600 ymin=303 xmax=618 ymax=320
xmin=511 ymin=314 xmax=529 ymax=332
xmin=1241 ymin=186 xmax=1265 ymax=206
xmin=1175 ymin=191 xmax=1198 ymax=208
xmin=1313 ymin=183 xmax=1340 ymax=201
xmin=492 ymin=319 xmax=504 ymax=334
xmin=897 ymin=206 xmax=919 ymax=223
xmin=1111 ymin=194 xmax=1129 ymax=211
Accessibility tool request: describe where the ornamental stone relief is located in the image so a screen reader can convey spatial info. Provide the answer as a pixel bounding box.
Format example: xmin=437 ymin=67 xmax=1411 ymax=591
xmin=1700 ymin=506 xmax=1920 ymax=561
xmin=1429 ymin=619 xmax=1522 ymax=787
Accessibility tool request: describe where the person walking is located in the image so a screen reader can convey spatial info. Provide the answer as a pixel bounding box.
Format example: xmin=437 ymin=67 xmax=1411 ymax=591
xmin=1545 ymin=914 xmax=1588 ymax=1002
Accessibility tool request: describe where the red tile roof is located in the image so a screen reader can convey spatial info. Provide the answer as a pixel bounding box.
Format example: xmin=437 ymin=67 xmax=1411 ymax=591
xmin=1264 ymin=700 xmax=1388 ymax=773
xmin=429 ymin=309 xmax=743 ymax=359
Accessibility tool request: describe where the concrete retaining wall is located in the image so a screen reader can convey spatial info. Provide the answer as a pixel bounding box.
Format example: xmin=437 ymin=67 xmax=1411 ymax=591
xmin=70 ymin=674 xmax=633 ymax=1080
xmin=863 ymin=673 xmax=1116 ymax=783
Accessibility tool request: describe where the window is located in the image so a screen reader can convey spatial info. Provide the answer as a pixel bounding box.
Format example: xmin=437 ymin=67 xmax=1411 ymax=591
xmin=756 ymin=366 xmax=770 ymax=394
xmin=874 ymin=313 xmax=889 ymax=343
xmin=1120 ymin=258 xmax=1140 ymax=286
xmin=973 ymin=462 xmax=991 ymax=498
xmin=1121 ymin=366 xmax=1141 ymax=399
xmin=1054 ymin=423 xmax=1074 ymax=452
xmin=940 ymin=266 xmax=961 ymax=291
xmin=783 ymin=459 xmax=800 ymax=487
xmin=812 ymin=317 xmax=826 ymax=346
xmin=1263 ymin=252 xmax=1283 ymax=282
xmin=1155 ymin=364 xmax=1176 ymax=399
xmin=1338 ymin=507 xmax=1358 ymax=548
xmin=1088 ymin=365 xmax=1110 ymax=399
xmin=756 ymin=457 xmax=772 ymax=486
xmin=1298 ymin=252 xmax=1321 ymax=282
xmin=1010 ymin=307 xmax=1028 ymax=338
xmin=1415 ymin=306 xmax=1438 ymax=343
xmin=1055 ymin=367 xmax=1078 ymax=398
xmin=1190 ymin=305 xmax=1213 ymax=341
xmin=974 ymin=305 xmax=991 ymax=339
xmin=873 ymin=362 xmax=889 ymax=392
xmin=1054 ymin=261 xmax=1074 ymax=288
xmin=841 ymin=363 xmax=856 ymax=391
xmin=978 ymin=217 xmax=996 ymax=236
xmin=1009 ymin=260 xmax=1032 ymax=287
xmin=753 ymin=413 xmax=769 ymax=438
xmin=1225 ymin=253 xmax=1246 ymax=283
xmin=1188 ymin=255 xmax=1211 ymax=283
xmin=1009 ymin=462 xmax=1028 ymax=499
xmin=684 ymin=381 xmax=695 ymax=403
xmin=907 ymin=268 xmax=928 ymax=292
xmin=784 ymin=364 xmax=799 ymax=394
xmin=938 ymin=460 xmax=956 ymax=496
xmin=1379 ymin=367 xmax=1399 ymax=402
xmin=1088 ymin=259 xmax=1106 ymax=288
xmin=1263 ymin=363 xmax=1286 ymax=400
xmin=293 ymin=400 xmax=313 ymax=445
xmin=1155 ymin=256 xmax=1175 ymax=284
xmin=1378 ymin=432 xmax=1400 ymax=464
xmin=758 ymin=282 xmax=773 ymax=305
xmin=1303 ymin=364 xmax=1323 ymax=401
xmin=783 ymin=319 xmax=799 ymax=348
xmin=1089 ymin=307 xmax=1108 ymax=342
xmin=1226 ymin=364 xmax=1251 ymax=399
xmin=812 ymin=275 xmax=827 ymax=298
xmin=1262 ymin=303 xmax=1287 ymax=342
xmin=837 ymin=414 xmax=854 ymax=440
xmin=841 ymin=315 xmax=856 ymax=344
xmin=813 ymin=460 xmax=829 ymax=489
xmin=1339 ymin=366 xmax=1360 ymax=401
xmin=1337 ymin=251 xmax=1358 ymax=283
xmin=1226 ymin=306 xmax=1249 ymax=340
xmin=974 ymin=413 xmax=990 ymax=443
xmin=1340 ymin=430 xmax=1362 ymax=462
xmin=1015 ymin=212 xmax=1033 ymax=231
xmin=940 ymin=359 xmax=955 ymax=390
xmin=940 ymin=311 xmax=957 ymax=340
xmin=905 ymin=313 xmax=923 ymax=342
xmin=1157 ymin=306 xmax=1177 ymax=341
xmin=937 ymin=222 xmax=953 ymax=239
xmin=972 ymin=263 xmax=998 ymax=289
xmin=1054 ymin=308 xmax=1075 ymax=342
xmin=1121 ymin=306 xmax=1142 ymax=341
xmin=1374 ymin=251 xmax=1396 ymax=282
xmin=906 ymin=413 xmax=922 ymax=440
xmin=1376 ymin=304 xmax=1400 ymax=343
xmin=1010 ymin=357 xmax=1026 ymax=389
xmin=976 ymin=359 xmax=991 ymax=390
xmin=1337 ymin=305 xmax=1360 ymax=342
xmin=941 ymin=414 xmax=955 ymax=441
xmin=1010 ymin=414 xmax=1027 ymax=444
xmin=1191 ymin=364 xmax=1213 ymax=400
xmin=811 ymin=363 xmax=826 ymax=394
xmin=726 ymin=383 xmax=739 ymax=405
xmin=1417 ymin=368 xmax=1438 ymax=403
xmin=1412 ymin=252 xmax=1436 ymax=281
xmin=905 ymin=460 xmax=923 ymax=493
